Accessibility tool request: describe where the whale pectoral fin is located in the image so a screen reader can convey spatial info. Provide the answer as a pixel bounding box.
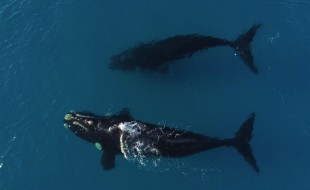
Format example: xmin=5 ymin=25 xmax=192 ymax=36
xmin=101 ymin=151 xmax=116 ymax=170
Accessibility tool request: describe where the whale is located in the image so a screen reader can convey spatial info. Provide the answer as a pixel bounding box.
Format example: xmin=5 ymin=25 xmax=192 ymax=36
xmin=110 ymin=24 xmax=262 ymax=74
xmin=63 ymin=109 xmax=259 ymax=173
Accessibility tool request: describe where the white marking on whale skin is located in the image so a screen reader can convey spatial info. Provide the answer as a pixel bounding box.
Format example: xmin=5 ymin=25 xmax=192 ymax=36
xmin=86 ymin=120 xmax=93 ymax=125
xmin=73 ymin=121 xmax=89 ymax=131
xmin=108 ymin=124 xmax=118 ymax=132
xmin=64 ymin=114 xmax=73 ymax=121
xmin=175 ymin=133 xmax=181 ymax=138
xmin=75 ymin=113 xmax=93 ymax=119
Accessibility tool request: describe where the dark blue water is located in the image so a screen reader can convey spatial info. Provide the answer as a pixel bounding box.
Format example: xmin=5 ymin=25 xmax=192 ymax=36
xmin=1 ymin=0 xmax=310 ymax=189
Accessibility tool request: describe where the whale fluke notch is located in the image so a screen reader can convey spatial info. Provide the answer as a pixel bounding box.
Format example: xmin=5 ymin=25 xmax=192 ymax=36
xmin=232 ymin=24 xmax=262 ymax=74
xmin=232 ymin=113 xmax=259 ymax=173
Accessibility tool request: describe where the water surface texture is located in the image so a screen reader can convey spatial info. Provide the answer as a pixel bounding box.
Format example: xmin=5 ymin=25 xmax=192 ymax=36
xmin=1 ymin=0 xmax=310 ymax=189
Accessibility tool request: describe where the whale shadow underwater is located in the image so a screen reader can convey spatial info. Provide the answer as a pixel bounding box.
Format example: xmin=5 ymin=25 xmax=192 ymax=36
xmin=64 ymin=109 xmax=259 ymax=173
xmin=110 ymin=24 xmax=262 ymax=74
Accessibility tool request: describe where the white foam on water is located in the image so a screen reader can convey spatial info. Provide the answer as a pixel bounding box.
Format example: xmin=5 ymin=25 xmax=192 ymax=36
xmin=118 ymin=121 xmax=162 ymax=169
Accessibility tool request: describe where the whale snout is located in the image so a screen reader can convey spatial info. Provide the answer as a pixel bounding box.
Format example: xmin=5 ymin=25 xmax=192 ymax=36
xmin=63 ymin=111 xmax=75 ymax=129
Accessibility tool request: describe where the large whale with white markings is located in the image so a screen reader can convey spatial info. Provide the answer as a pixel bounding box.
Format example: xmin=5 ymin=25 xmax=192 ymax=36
xmin=63 ymin=109 xmax=259 ymax=173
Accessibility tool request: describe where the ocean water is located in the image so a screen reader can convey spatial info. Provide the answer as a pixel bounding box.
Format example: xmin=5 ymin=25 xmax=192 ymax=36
xmin=1 ymin=0 xmax=310 ymax=189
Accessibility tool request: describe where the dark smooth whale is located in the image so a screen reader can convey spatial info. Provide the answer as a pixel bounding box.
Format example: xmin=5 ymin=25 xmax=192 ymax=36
xmin=63 ymin=109 xmax=259 ymax=173
xmin=110 ymin=24 xmax=261 ymax=74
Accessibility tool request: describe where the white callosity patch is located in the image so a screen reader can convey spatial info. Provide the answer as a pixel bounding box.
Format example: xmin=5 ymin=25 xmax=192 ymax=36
xmin=72 ymin=121 xmax=89 ymax=131
xmin=64 ymin=114 xmax=73 ymax=121
xmin=118 ymin=122 xmax=161 ymax=167
xmin=75 ymin=114 xmax=93 ymax=119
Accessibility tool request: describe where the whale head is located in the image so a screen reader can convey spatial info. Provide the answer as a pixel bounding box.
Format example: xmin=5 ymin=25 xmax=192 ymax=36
xmin=64 ymin=109 xmax=133 ymax=143
xmin=63 ymin=111 xmax=104 ymax=143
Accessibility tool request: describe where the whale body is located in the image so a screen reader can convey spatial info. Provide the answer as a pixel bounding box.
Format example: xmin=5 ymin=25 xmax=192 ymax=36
xmin=110 ymin=24 xmax=262 ymax=74
xmin=63 ymin=109 xmax=259 ymax=173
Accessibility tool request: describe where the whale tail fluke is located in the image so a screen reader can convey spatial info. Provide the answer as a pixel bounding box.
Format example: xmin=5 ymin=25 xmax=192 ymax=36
xmin=232 ymin=113 xmax=259 ymax=173
xmin=232 ymin=24 xmax=262 ymax=74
